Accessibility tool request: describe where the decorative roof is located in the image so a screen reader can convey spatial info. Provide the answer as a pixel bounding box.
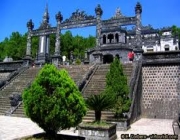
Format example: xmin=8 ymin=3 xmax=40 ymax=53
xmin=113 ymin=7 xmax=123 ymax=18
xmin=63 ymin=9 xmax=95 ymax=23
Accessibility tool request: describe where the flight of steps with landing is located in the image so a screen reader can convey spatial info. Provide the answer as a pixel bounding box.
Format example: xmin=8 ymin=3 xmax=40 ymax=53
xmin=12 ymin=65 xmax=94 ymax=117
xmin=82 ymin=64 xmax=109 ymax=98
xmin=82 ymin=63 xmax=133 ymax=98
xmin=82 ymin=63 xmax=133 ymax=122
xmin=0 ymin=67 xmax=40 ymax=117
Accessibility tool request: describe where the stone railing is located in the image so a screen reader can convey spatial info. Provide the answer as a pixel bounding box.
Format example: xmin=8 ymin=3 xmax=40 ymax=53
xmin=77 ymin=64 xmax=96 ymax=91
xmin=0 ymin=66 xmax=28 ymax=91
xmin=81 ymin=64 xmax=99 ymax=97
xmin=0 ymin=60 xmax=24 ymax=72
xmin=128 ymin=60 xmax=142 ymax=123
xmin=142 ymin=51 xmax=180 ymax=65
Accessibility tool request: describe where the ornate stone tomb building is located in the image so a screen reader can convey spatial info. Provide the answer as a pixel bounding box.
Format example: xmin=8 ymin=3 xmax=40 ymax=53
xmin=25 ymin=2 xmax=143 ymax=65
xmin=25 ymin=2 xmax=179 ymax=65
xmin=127 ymin=26 xmax=179 ymax=53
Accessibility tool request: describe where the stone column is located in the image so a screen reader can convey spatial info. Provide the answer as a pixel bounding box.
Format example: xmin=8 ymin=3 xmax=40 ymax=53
xmin=26 ymin=19 xmax=34 ymax=57
xmin=55 ymin=11 xmax=63 ymax=55
xmin=52 ymin=12 xmax=63 ymax=66
xmin=95 ymin=4 xmax=103 ymax=48
xmin=118 ymin=34 xmax=121 ymax=43
xmin=133 ymin=2 xmax=143 ymax=61
xmin=23 ymin=19 xmax=34 ymax=66
xmin=106 ymin=34 xmax=108 ymax=44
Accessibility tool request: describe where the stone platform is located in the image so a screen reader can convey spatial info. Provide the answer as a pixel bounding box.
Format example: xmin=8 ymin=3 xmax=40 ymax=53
xmin=0 ymin=116 xmax=175 ymax=140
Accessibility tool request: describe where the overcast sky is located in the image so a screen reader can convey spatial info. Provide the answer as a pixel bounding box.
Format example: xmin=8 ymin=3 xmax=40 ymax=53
xmin=0 ymin=0 xmax=180 ymax=42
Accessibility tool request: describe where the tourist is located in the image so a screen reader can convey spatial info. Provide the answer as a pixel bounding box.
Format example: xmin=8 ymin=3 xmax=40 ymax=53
xmin=128 ymin=50 xmax=134 ymax=62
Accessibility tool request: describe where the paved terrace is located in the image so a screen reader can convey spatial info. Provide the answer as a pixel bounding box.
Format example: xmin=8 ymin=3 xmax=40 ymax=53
xmin=0 ymin=116 xmax=175 ymax=140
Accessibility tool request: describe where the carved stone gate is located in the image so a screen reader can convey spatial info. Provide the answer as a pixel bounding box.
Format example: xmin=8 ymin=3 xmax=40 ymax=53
xmin=25 ymin=2 xmax=143 ymax=65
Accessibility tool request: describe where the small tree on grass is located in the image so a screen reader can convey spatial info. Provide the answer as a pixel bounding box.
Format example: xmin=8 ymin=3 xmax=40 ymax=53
xmin=105 ymin=57 xmax=131 ymax=118
xmin=22 ymin=64 xmax=87 ymax=136
xmin=86 ymin=92 xmax=115 ymax=123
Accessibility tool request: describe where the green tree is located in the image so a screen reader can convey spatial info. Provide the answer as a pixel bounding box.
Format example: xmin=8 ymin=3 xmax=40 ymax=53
xmin=172 ymin=25 xmax=180 ymax=39
xmin=0 ymin=30 xmax=96 ymax=61
xmin=86 ymin=92 xmax=115 ymax=122
xmin=61 ymin=31 xmax=73 ymax=59
xmin=22 ymin=64 xmax=87 ymax=136
xmin=105 ymin=57 xmax=131 ymax=118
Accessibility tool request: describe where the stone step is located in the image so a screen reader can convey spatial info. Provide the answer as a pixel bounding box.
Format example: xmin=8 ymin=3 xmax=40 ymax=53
xmin=83 ymin=110 xmax=115 ymax=122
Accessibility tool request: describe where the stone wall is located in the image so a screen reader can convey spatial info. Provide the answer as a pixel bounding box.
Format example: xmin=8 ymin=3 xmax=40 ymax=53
xmin=141 ymin=51 xmax=180 ymax=119
xmin=89 ymin=45 xmax=132 ymax=64
xmin=0 ymin=60 xmax=24 ymax=71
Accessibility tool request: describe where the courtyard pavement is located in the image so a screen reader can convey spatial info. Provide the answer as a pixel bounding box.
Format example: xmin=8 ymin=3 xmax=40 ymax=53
xmin=0 ymin=115 xmax=176 ymax=140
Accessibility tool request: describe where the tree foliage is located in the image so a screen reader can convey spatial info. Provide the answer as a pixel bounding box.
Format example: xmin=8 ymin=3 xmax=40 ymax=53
xmin=0 ymin=31 xmax=95 ymax=61
xmin=86 ymin=92 xmax=115 ymax=122
xmin=172 ymin=25 xmax=180 ymax=39
xmin=22 ymin=64 xmax=87 ymax=135
xmin=105 ymin=57 xmax=131 ymax=118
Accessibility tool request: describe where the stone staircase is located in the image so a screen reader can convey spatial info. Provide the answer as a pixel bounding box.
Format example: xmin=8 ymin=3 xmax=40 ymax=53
xmin=59 ymin=65 xmax=94 ymax=88
xmin=0 ymin=67 xmax=41 ymax=117
xmin=82 ymin=64 xmax=109 ymax=98
xmin=1 ymin=63 xmax=133 ymax=120
xmin=83 ymin=110 xmax=115 ymax=122
xmin=82 ymin=63 xmax=133 ymax=122
xmin=12 ymin=65 xmax=94 ymax=117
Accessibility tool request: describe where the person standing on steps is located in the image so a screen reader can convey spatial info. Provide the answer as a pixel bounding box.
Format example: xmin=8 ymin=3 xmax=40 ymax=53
xmin=128 ymin=50 xmax=134 ymax=62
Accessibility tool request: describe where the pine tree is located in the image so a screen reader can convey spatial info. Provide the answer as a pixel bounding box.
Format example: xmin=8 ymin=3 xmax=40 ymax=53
xmin=23 ymin=64 xmax=87 ymax=136
xmin=105 ymin=57 xmax=131 ymax=118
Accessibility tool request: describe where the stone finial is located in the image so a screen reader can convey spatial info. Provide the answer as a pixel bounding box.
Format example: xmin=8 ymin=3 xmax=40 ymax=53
xmin=135 ymin=2 xmax=142 ymax=14
xmin=95 ymin=4 xmax=103 ymax=16
xmin=114 ymin=7 xmax=122 ymax=18
xmin=27 ymin=19 xmax=34 ymax=30
xmin=43 ymin=3 xmax=49 ymax=23
xmin=56 ymin=11 xmax=63 ymax=23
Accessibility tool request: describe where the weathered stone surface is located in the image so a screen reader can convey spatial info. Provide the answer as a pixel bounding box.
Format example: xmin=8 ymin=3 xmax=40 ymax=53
xmin=142 ymin=65 xmax=180 ymax=119
xmin=78 ymin=123 xmax=117 ymax=140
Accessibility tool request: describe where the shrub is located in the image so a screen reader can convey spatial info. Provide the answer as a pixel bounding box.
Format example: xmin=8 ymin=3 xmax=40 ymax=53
xmin=23 ymin=64 xmax=87 ymax=136
xmin=86 ymin=92 xmax=115 ymax=122
xmin=105 ymin=57 xmax=131 ymax=118
xmin=75 ymin=58 xmax=81 ymax=65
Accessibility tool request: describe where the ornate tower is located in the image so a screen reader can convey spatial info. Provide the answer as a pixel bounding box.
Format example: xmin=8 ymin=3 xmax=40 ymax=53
xmin=133 ymin=2 xmax=143 ymax=60
xmin=36 ymin=4 xmax=51 ymax=64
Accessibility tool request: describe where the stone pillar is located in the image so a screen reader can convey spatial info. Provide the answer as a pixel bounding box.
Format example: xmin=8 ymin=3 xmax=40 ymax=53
xmin=55 ymin=11 xmax=63 ymax=55
xmin=113 ymin=33 xmax=115 ymax=43
xmin=106 ymin=35 xmax=108 ymax=44
xmin=52 ymin=11 xmax=63 ymax=66
xmin=101 ymin=36 xmax=103 ymax=44
xmin=23 ymin=19 xmax=34 ymax=66
xmin=118 ymin=34 xmax=121 ymax=43
xmin=133 ymin=2 xmax=143 ymax=61
xmin=95 ymin=4 xmax=103 ymax=48
xmin=26 ymin=19 xmax=34 ymax=57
